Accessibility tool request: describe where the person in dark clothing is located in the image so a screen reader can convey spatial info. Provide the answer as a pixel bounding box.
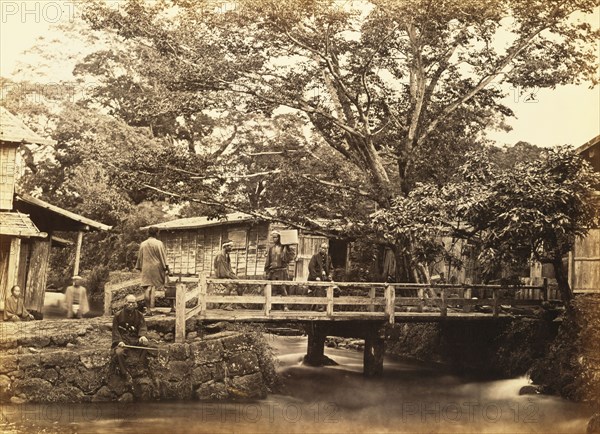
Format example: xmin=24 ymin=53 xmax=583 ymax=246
xmin=308 ymin=243 xmax=333 ymax=312
xmin=112 ymin=294 xmax=149 ymax=380
xmin=213 ymin=240 xmax=241 ymax=310
xmin=308 ymin=242 xmax=333 ymax=281
xmin=264 ymin=231 xmax=296 ymax=311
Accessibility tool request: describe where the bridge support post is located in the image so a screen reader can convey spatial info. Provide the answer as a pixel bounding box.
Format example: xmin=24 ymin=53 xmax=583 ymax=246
xmin=363 ymin=326 xmax=384 ymax=377
xmin=304 ymin=323 xmax=327 ymax=366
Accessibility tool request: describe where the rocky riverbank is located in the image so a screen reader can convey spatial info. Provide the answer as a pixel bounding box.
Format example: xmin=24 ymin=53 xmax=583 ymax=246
xmin=0 ymin=316 xmax=278 ymax=404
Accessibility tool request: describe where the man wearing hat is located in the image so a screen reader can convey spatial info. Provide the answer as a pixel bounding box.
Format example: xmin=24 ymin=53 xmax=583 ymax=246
xmin=213 ymin=240 xmax=241 ymax=310
xmin=65 ymin=275 xmax=90 ymax=319
xmin=264 ymin=231 xmax=296 ymax=311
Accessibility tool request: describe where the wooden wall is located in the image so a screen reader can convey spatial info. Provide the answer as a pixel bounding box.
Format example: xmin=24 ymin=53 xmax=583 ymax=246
xmin=0 ymin=145 xmax=16 ymax=210
xmin=570 ymin=229 xmax=600 ymax=292
xmin=161 ymin=223 xmax=270 ymax=278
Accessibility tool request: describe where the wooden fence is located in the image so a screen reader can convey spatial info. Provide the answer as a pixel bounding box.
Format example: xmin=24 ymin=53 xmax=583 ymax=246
xmin=172 ymin=277 xmax=556 ymax=343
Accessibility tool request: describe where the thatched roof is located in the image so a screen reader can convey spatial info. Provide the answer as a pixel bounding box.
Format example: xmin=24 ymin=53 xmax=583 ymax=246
xmin=0 ymin=106 xmax=56 ymax=146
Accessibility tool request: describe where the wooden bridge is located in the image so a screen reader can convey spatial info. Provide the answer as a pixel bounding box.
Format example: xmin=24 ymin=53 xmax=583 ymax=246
xmin=169 ymin=277 xmax=556 ymax=338
xmin=106 ymin=276 xmax=556 ymax=376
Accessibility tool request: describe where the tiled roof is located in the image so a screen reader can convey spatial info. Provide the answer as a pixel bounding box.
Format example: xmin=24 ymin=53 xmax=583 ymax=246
xmin=0 ymin=211 xmax=44 ymax=237
xmin=142 ymin=211 xmax=258 ymax=230
xmin=0 ymin=106 xmax=56 ymax=146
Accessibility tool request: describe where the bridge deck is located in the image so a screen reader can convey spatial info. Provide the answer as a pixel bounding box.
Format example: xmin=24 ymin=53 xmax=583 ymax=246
xmin=189 ymin=308 xmax=514 ymax=322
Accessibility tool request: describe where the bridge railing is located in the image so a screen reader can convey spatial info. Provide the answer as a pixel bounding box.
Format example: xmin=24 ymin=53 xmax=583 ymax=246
xmin=173 ymin=277 xmax=553 ymax=342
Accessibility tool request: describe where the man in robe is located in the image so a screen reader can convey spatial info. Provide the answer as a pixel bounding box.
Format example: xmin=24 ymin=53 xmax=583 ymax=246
xmin=136 ymin=226 xmax=169 ymax=315
xmin=112 ymin=294 xmax=149 ymax=380
xmin=4 ymin=285 xmax=34 ymax=321
xmin=264 ymin=231 xmax=296 ymax=311
xmin=213 ymin=240 xmax=243 ymax=310
xmin=65 ymin=275 xmax=90 ymax=318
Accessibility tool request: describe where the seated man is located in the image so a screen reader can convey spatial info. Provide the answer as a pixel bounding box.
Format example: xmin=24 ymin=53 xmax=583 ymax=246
xmin=112 ymin=294 xmax=149 ymax=380
xmin=65 ymin=275 xmax=90 ymax=319
xmin=4 ymin=285 xmax=34 ymax=322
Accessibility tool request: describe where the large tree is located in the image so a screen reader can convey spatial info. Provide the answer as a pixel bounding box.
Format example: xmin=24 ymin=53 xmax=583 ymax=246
xmin=79 ymin=0 xmax=597 ymax=196
xmin=56 ymin=0 xmax=600 ymax=280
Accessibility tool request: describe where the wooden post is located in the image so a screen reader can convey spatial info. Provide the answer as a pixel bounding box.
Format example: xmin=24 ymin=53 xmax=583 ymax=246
xmin=440 ymin=287 xmax=447 ymax=317
xmin=175 ymin=282 xmax=186 ymax=343
xmin=417 ymin=287 xmax=424 ymax=312
xmin=264 ymin=283 xmax=272 ymax=316
xmin=304 ymin=323 xmax=326 ymax=366
xmin=364 ymin=325 xmax=384 ymax=377
xmin=368 ymin=287 xmax=376 ymax=312
xmin=199 ymin=273 xmax=207 ymax=313
xmin=73 ymin=230 xmax=84 ymax=276
xmin=326 ymin=286 xmax=334 ymax=316
xmin=542 ymin=278 xmax=548 ymax=301
xmin=6 ymin=237 xmax=21 ymax=285
xmin=492 ymin=287 xmax=499 ymax=317
xmin=104 ymin=283 xmax=113 ymax=316
xmin=385 ymin=285 xmax=395 ymax=324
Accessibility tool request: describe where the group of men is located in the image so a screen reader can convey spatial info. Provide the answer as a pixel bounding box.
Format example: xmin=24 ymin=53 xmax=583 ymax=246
xmin=213 ymin=230 xmax=334 ymax=311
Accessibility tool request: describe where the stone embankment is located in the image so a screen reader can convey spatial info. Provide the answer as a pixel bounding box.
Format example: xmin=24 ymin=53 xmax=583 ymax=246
xmin=0 ymin=316 xmax=277 ymax=404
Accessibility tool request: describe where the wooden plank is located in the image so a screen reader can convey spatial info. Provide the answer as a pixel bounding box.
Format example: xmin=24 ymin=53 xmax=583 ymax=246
xmin=326 ymin=286 xmax=334 ymax=316
xmin=264 ymin=283 xmax=271 ymax=316
xmin=368 ymin=287 xmax=376 ymax=312
xmin=175 ymin=282 xmax=187 ymax=343
xmin=493 ymin=288 xmax=499 ymax=317
xmin=73 ymin=231 xmax=83 ymax=276
xmin=440 ymin=287 xmax=447 ymax=317
xmin=385 ymin=285 xmax=395 ymax=324
xmin=6 ymin=237 xmax=21 ymax=303
xmin=199 ymin=273 xmax=207 ymax=313
xmin=25 ymin=239 xmax=51 ymax=312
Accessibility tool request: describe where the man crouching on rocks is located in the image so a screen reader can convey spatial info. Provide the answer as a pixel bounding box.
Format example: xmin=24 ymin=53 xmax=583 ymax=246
xmin=112 ymin=294 xmax=149 ymax=381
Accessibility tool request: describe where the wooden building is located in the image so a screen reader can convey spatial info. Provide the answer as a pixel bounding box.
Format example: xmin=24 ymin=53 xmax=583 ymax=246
xmin=0 ymin=108 xmax=111 ymax=314
xmin=145 ymin=212 xmax=350 ymax=281
xmin=530 ymin=135 xmax=600 ymax=293
xmin=569 ymin=135 xmax=600 ymax=293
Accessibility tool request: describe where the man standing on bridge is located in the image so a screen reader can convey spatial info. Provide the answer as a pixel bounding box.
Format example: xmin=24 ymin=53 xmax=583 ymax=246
xmin=214 ymin=240 xmax=242 ymax=310
xmin=136 ymin=227 xmax=169 ymax=316
xmin=308 ymin=242 xmax=333 ymax=312
xmin=264 ymin=231 xmax=296 ymax=311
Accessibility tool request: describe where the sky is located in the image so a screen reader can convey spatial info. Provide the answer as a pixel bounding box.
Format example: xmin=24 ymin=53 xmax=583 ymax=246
xmin=0 ymin=0 xmax=598 ymax=149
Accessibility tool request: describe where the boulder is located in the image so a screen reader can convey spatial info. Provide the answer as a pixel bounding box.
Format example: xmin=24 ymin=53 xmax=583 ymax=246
xmin=40 ymin=351 xmax=79 ymax=367
xmin=80 ymin=350 xmax=111 ymax=370
xmin=168 ymin=343 xmax=190 ymax=361
xmin=0 ymin=356 xmax=17 ymax=374
xmin=226 ymin=352 xmax=260 ymax=377
xmin=0 ymin=374 xmax=12 ymax=400
xmin=92 ymin=386 xmax=114 ymax=402
xmin=191 ymin=340 xmax=224 ymax=364
xmin=194 ymin=381 xmax=229 ymax=400
xmin=588 ymin=413 xmax=600 ymax=433
xmin=518 ymin=385 xmax=540 ymax=395
xmin=230 ymin=372 xmax=267 ymax=399
xmin=191 ymin=366 xmax=212 ymax=386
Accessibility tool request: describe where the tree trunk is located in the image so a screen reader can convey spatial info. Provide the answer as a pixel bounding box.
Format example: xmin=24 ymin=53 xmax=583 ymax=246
xmin=552 ymin=256 xmax=573 ymax=307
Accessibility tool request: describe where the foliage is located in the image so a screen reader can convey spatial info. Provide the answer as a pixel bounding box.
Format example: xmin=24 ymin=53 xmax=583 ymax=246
xmin=4 ymin=0 xmax=598 ymax=287
xmin=373 ymin=146 xmax=600 ymax=299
